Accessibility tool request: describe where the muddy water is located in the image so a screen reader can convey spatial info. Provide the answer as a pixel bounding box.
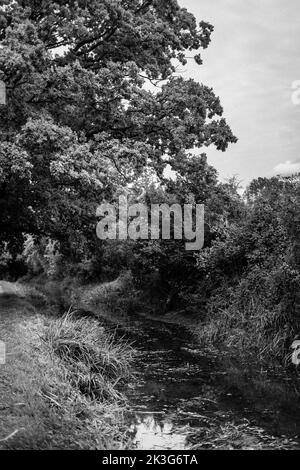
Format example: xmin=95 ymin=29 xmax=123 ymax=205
xmin=111 ymin=316 xmax=300 ymax=450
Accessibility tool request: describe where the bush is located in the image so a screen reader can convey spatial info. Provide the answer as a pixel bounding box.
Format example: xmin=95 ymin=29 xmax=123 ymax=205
xmin=195 ymin=176 xmax=300 ymax=362
xmin=21 ymin=235 xmax=63 ymax=279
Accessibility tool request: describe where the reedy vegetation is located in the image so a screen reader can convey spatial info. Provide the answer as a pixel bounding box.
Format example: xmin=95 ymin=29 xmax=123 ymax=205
xmin=44 ymin=310 xmax=134 ymax=401
xmin=0 ymin=305 xmax=133 ymax=449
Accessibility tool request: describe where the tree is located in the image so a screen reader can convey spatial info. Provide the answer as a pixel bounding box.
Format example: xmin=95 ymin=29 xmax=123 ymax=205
xmin=0 ymin=0 xmax=237 ymax=263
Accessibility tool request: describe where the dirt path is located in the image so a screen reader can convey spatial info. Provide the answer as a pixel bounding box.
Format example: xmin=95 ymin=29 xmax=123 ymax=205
xmin=0 ymin=295 xmax=46 ymax=447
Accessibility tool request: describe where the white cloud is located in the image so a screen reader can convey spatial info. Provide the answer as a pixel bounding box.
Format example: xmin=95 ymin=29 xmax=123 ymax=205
xmin=273 ymin=160 xmax=300 ymax=176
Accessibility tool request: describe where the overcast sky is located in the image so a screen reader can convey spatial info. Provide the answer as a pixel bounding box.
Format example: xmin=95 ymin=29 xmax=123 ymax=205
xmin=179 ymin=0 xmax=300 ymax=186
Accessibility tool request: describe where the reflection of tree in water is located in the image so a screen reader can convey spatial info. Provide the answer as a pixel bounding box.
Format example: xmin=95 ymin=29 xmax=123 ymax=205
xmin=123 ymin=319 xmax=300 ymax=450
xmin=130 ymin=414 xmax=186 ymax=450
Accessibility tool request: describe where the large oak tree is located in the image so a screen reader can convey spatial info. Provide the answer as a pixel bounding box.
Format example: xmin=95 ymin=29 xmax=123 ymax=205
xmin=0 ymin=0 xmax=237 ymax=257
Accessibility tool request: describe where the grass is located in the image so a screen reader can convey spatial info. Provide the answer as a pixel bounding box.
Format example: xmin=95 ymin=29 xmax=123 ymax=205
xmin=77 ymin=272 xmax=144 ymax=320
xmin=194 ymin=287 xmax=297 ymax=365
xmin=0 ymin=295 xmax=135 ymax=449
xmin=44 ymin=309 xmax=135 ymax=401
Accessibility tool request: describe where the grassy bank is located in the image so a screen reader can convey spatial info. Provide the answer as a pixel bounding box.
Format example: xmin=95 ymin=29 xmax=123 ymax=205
xmin=194 ymin=270 xmax=300 ymax=365
xmin=0 ymin=290 xmax=134 ymax=450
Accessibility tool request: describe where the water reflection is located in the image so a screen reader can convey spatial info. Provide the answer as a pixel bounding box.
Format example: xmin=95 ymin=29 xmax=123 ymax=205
xmin=130 ymin=414 xmax=187 ymax=450
xmin=114 ymin=318 xmax=300 ymax=449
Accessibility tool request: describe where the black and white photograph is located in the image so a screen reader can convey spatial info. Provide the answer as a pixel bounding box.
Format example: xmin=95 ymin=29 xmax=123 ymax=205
xmin=0 ymin=0 xmax=300 ymax=455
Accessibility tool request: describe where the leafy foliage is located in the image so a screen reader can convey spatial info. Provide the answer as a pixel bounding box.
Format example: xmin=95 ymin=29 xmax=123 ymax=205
xmin=196 ymin=175 xmax=300 ymax=360
xmin=0 ymin=0 xmax=236 ymax=264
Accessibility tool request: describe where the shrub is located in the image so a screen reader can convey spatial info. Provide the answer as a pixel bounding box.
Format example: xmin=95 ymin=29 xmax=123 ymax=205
xmin=21 ymin=235 xmax=62 ymax=279
xmin=195 ymin=176 xmax=300 ymax=363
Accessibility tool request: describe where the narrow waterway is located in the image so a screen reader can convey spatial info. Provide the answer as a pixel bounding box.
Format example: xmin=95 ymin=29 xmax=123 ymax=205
xmin=108 ymin=314 xmax=300 ymax=450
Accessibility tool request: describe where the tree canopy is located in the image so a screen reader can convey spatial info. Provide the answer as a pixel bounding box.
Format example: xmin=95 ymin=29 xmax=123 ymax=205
xmin=0 ymin=0 xmax=237 ymax=256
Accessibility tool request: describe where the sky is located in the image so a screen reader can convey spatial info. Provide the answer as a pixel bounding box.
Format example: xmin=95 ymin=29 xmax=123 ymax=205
xmin=179 ymin=0 xmax=300 ymax=186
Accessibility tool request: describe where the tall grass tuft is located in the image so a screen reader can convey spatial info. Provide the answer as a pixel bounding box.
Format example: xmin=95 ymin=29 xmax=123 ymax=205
xmin=44 ymin=310 xmax=134 ymax=401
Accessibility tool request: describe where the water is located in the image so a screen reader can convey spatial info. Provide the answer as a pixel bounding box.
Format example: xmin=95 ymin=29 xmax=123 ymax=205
xmin=108 ymin=315 xmax=300 ymax=450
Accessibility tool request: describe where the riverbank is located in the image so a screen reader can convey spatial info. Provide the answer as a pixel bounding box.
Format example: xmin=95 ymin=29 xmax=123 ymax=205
xmin=47 ymin=276 xmax=299 ymax=450
xmin=73 ymin=278 xmax=300 ymax=450
xmin=100 ymin=311 xmax=300 ymax=450
xmin=0 ymin=286 xmax=134 ymax=449
xmin=4 ymin=277 xmax=300 ymax=450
